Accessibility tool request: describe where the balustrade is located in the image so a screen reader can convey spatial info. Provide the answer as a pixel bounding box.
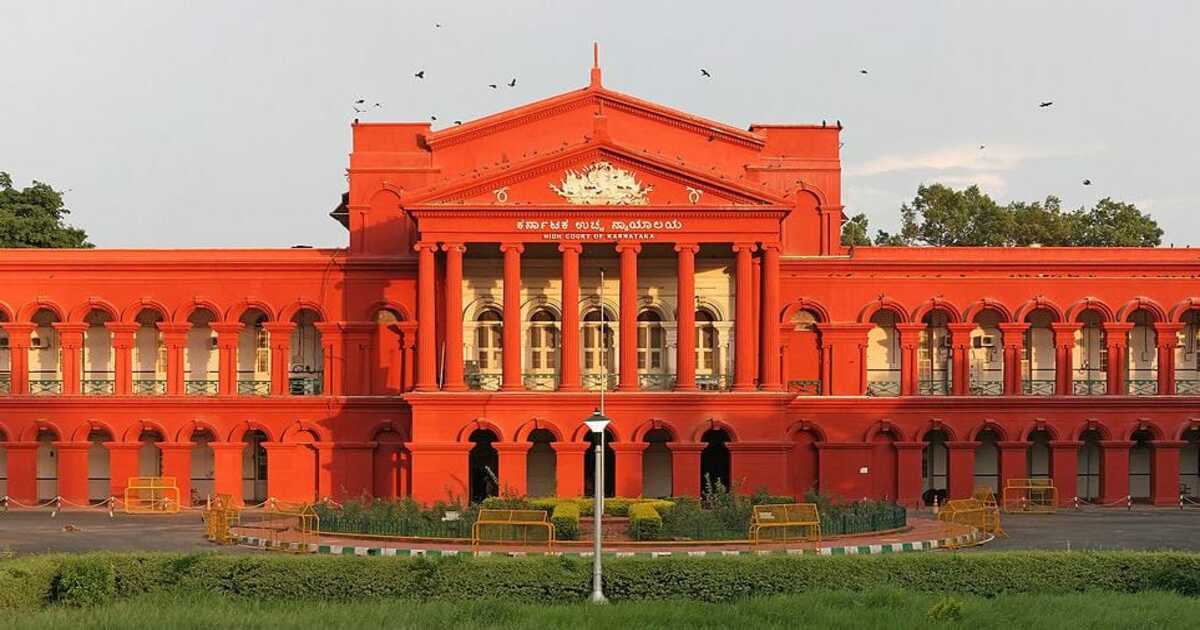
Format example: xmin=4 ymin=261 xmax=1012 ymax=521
xmin=1022 ymin=379 xmax=1055 ymax=396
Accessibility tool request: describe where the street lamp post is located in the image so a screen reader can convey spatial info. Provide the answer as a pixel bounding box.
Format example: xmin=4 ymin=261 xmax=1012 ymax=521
xmin=585 ymin=409 xmax=611 ymax=604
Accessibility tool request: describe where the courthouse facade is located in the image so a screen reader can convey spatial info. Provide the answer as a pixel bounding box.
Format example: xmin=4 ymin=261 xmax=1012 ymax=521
xmin=1 ymin=60 xmax=1198 ymax=508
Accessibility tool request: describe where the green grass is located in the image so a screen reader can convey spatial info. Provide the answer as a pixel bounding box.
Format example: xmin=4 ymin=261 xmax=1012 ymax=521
xmin=5 ymin=589 xmax=1199 ymax=629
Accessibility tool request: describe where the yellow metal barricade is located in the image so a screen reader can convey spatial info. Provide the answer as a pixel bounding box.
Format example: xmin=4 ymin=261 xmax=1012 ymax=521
xmin=204 ymin=494 xmax=240 ymax=545
xmin=1002 ymin=478 xmax=1058 ymax=513
xmin=123 ymin=477 xmax=181 ymax=514
xmin=938 ymin=497 xmax=1004 ymax=544
xmin=471 ymin=509 xmax=554 ymax=547
xmin=242 ymin=500 xmax=319 ymax=551
xmin=749 ymin=503 xmax=821 ymax=544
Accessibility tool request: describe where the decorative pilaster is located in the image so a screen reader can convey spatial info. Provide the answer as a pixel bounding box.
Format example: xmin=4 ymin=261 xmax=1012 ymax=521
xmin=262 ymin=321 xmax=294 ymax=396
xmin=442 ymin=242 xmax=467 ymax=391
xmin=759 ymin=243 xmax=782 ymax=390
xmin=500 ymin=242 xmax=525 ymax=391
xmin=414 ymin=241 xmax=439 ymax=391
xmin=1102 ymin=322 xmax=1133 ymax=395
xmin=946 ymin=322 xmax=976 ymax=396
xmin=674 ymin=243 xmax=699 ymax=391
xmin=997 ymin=323 xmax=1029 ymax=396
xmin=896 ymin=323 xmax=924 ymax=396
xmin=615 ymin=241 xmax=641 ymax=390
xmin=105 ymin=323 xmax=139 ymax=396
xmin=732 ymin=242 xmax=757 ymax=391
xmin=211 ymin=322 xmax=244 ymax=396
xmin=1 ymin=323 xmax=34 ymax=394
xmin=157 ymin=323 xmax=192 ymax=396
xmin=559 ymin=243 xmax=583 ymax=391
xmin=1154 ymin=322 xmax=1183 ymax=395
xmin=53 ymin=323 xmax=87 ymax=395
xmin=1050 ymin=323 xmax=1081 ymax=395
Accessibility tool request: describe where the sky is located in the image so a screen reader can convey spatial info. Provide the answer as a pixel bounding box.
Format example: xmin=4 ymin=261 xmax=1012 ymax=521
xmin=2 ymin=1 xmax=1198 ymax=248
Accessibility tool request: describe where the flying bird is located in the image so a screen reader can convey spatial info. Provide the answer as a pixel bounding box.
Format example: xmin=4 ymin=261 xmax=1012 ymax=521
xmin=435 ymin=23 xmax=442 ymax=28
xmin=415 ymin=70 xmax=425 ymax=79
xmin=454 ymin=120 xmax=462 ymax=125
xmin=1082 ymin=179 xmax=1092 ymax=186
xmin=431 ymin=115 xmax=437 ymax=121
xmin=354 ymin=98 xmax=365 ymax=104
xmin=859 ymin=69 xmax=868 ymax=75
xmin=488 ymin=84 xmax=498 ymax=89
xmin=821 ymin=120 xmax=826 ymax=127
xmin=508 ymin=78 xmax=517 ymax=87
xmin=700 ymin=68 xmax=711 ymax=77
xmin=979 ymin=145 xmax=986 ymax=150
xmin=1039 ymin=101 xmax=1053 ymax=108
xmin=836 ymin=120 xmax=842 ymax=129
xmin=353 ymin=106 xmax=365 ymax=113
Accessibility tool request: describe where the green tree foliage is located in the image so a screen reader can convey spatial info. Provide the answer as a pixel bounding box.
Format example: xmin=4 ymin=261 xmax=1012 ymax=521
xmin=0 ymin=172 xmax=92 ymax=248
xmin=845 ymin=183 xmax=1161 ymax=247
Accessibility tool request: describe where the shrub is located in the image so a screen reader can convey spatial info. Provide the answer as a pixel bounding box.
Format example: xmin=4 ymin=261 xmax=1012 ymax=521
xmin=927 ymin=596 xmax=964 ymax=621
xmin=316 ymin=497 xmax=476 ymax=538
xmin=627 ymin=503 xmax=663 ymax=540
xmin=51 ymin=557 xmax=115 ymax=607
xmin=550 ymin=503 xmax=580 ymax=541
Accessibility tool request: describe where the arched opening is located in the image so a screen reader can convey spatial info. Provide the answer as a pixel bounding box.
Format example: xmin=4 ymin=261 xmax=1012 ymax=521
xmin=525 ymin=308 xmax=560 ymax=391
xmin=137 ymin=428 xmax=163 ymax=477
xmin=790 ymin=429 xmax=820 ymax=498
xmin=1181 ymin=428 xmax=1200 ymax=499
xmin=641 ymin=428 xmax=672 ymax=498
xmin=0 ymin=310 xmax=10 ymax=394
xmin=30 ymin=308 xmax=62 ymax=394
xmin=1176 ymin=311 xmax=1200 ymax=394
xmin=865 ymin=310 xmax=900 ymax=396
xmin=870 ymin=427 xmax=900 ymax=501
xmin=1023 ymin=309 xmax=1057 ymax=395
xmin=919 ymin=310 xmax=952 ymax=396
xmin=526 ymin=428 xmax=557 ymax=497
xmin=371 ymin=309 xmax=405 ymax=394
xmin=1126 ymin=309 xmax=1158 ymax=396
xmin=190 ymin=429 xmax=216 ymax=504
xmin=922 ymin=429 xmax=949 ymax=504
xmin=36 ymin=428 xmax=58 ymax=500
xmin=185 ymin=308 xmax=218 ymax=395
xmin=1073 ymin=310 xmax=1107 ymax=395
xmin=132 ymin=309 xmax=166 ymax=395
xmin=237 ymin=310 xmax=271 ymax=396
xmin=1027 ymin=429 xmax=1053 ymax=480
xmin=372 ymin=428 xmax=409 ymax=499
xmin=636 ymin=309 xmax=669 ymax=390
xmin=288 ymin=309 xmax=324 ymax=395
xmin=581 ymin=306 xmax=616 ymax=391
xmin=241 ymin=430 xmax=268 ymax=504
xmin=1077 ymin=429 xmax=1103 ymax=500
xmin=785 ymin=309 xmax=820 ymax=395
xmin=973 ymin=429 xmax=1001 ymax=492
xmin=468 ymin=428 xmax=500 ymax=503
xmin=467 ymin=308 xmax=503 ymax=391
xmin=81 ymin=309 xmax=114 ymax=395
xmin=969 ymin=311 xmax=1004 ymax=396
xmin=87 ymin=427 xmax=113 ymax=502
xmin=700 ymin=428 xmax=732 ymax=492
xmin=1129 ymin=429 xmax=1154 ymax=503
xmin=584 ymin=429 xmax=615 ymax=498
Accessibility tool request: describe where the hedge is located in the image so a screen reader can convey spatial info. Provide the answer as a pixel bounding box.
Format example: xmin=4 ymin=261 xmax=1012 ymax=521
xmin=2 ymin=552 xmax=1200 ymax=610
xmin=550 ymin=503 xmax=580 ymax=540
xmin=484 ymin=496 xmax=675 ymax=518
xmin=627 ymin=503 xmax=662 ymax=540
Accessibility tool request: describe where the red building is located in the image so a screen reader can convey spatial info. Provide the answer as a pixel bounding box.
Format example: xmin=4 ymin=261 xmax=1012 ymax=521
xmin=2 ymin=58 xmax=1198 ymax=509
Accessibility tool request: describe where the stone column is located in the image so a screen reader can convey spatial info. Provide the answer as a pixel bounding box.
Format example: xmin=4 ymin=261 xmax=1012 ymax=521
xmin=3 ymin=443 xmax=39 ymax=502
xmin=1099 ymin=440 xmax=1134 ymax=502
xmin=494 ymin=441 xmax=531 ymax=496
xmin=1154 ymin=322 xmax=1182 ymax=395
xmin=105 ymin=442 xmax=142 ymax=499
xmin=414 ymin=241 xmax=439 ymax=391
xmin=1 ymin=323 xmax=34 ymax=395
xmin=559 ymin=243 xmax=583 ymax=391
xmin=105 ymin=323 xmax=138 ymax=396
xmin=998 ymin=322 xmax=1029 ymax=396
xmin=262 ymin=322 xmax=295 ymax=396
xmin=500 ymin=243 xmax=524 ymax=391
xmin=53 ymin=323 xmax=86 ymax=395
xmin=158 ymin=441 xmax=195 ymax=506
xmin=896 ymin=323 xmax=924 ymax=396
xmin=997 ymin=441 xmax=1030 ymax=494
xmin=946 ymin=322 xmax=976 ymax=396
xmin=616 ymin=241 xmax=641 ymax=390
xmin=314 ymin=322 xmax=343 ymax=396
xmin=1150 ymin=440 xmax=1186 ymax=506
xmin=1049 ymin=440 xmax=1081 ymax=505
xmin=667 ymin=442 xmax=705 ymax=497
xmin=1051 ymin=323 xmax=1081 ymax=395
xmin=612 ymin=442 xmax=647 ymax=498
xmin=946 ymin=441 xmax=979 ymax=499
xmin=210 ymin=441 xmax=246 ymax=505
xmin=895 ymin=442 xmax=925 ymax=508
xmin=759 ymin=243 xmax=782 ymax=390
xmin=551 ymin=442 xmax=589 ymax=497
xmin=442 ymin=242 xmax=467 ymax=391
xmin=1102 ymin=322 xmax=1132 ymax=395
xmin=674 ymin=243 xmax=699 ymax=391
xmin=211 ymin=322 xmax=244 ymax=396
xmin=732 ymin=242 xmax=757 ymax=391
xmin=157 ymin=323 xmax=192 ymax=396
xmin=53 ymin=441 xmax=91 ymax=504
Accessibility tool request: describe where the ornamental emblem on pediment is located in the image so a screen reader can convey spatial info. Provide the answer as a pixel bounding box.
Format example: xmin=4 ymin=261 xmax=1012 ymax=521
xmin=549 ymin=161 xmax=653 ymax=205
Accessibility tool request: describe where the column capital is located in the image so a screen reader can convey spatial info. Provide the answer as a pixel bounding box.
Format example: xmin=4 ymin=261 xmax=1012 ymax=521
xmin=666 ymin=441 xmax=707 ymax=453
xmin=759 ymin=241 xmax=782 ymax=252
xmin=52 ymin=322 xmax=89 ymax=335
xmin=673 ymin=242 xmax=700 ymax=254
xmin=610 ymin=442 xmax=648 ymax=454
xmin=499 ymin=242 xmax=525 ymax=254
xmin=493 ymin=441 xmax=533 ymax=454
xmin=731 ymin=242 xmax=757 ymax=253
xmin=550 ymin=441 xmax=590 ymax=454
xmin=997 ymin=322 xmax=1030 ymax=334
xmin=414 ymin=241 xmax=439 ymax=253
xmin=103 ymin=322 xmax=141 ymax=335
xmin=1153 ymin=321 xmax=1184 ymax=335
xmin=1101 ymin=321 xmax=1134 ymax=335
xmin=996 ymin=440 xmax=1032 ymax=450
xmin=440 ymin=242 xmax=466 ymax=253
xmin=261 ymin=321 xmax=296 ymax=334
xmin=557 ymin=242 xmax=583 ymax=253
xmin=615 ymin=241 xmax=641 ymax=254
xmin=156 ymin=322 xmax=192 ymax=335
xmin=211 ymin=322 xmax=245 ymax=335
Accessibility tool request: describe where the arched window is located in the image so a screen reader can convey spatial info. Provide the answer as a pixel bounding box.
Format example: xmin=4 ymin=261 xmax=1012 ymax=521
xmin=1178 ymin=310 xmax=1200 ymax=394
xmin=475 ymin=309 xmax=503 ymax=373
xmin=866 ymin=310 xmax=900 ymax=396
xmin=919 ymin=310 xmax=951 ymax=396
xmin=1073 ymin=310 xmax=1107 ymax=395
xmin=637 ymin=310 xmax=665 ymax=372
xmin=1126 ymin=309 xmax=1158 ymax=396
xmin=696 ymin=310 xmax=718 ymax=376
xmin=582 ymin=307 xmax=615 ymax=385
xmin=527 ymin=309 xmax=559 ymax=372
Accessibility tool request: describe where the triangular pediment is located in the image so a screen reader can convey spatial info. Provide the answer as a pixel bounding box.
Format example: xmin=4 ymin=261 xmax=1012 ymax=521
xmin=403 ymin=143 xmax=786 ymax=208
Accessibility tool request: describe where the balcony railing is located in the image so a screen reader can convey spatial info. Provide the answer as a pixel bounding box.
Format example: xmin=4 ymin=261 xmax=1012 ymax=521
xmin=787 ymin=379 xmax=821 ymax=396
xmin=466 ymin=372 xmax=502 ymax=391
xmin=918 ymin=379 xmax=950 ymax=396
xmin=185 ymin=379 xmax=219 ymax=396
xmin=289 ymin=375 xmax=323 ymax=396
xmin=1022 ymin=379 xmax=1055 ymax=396
xmin=696 ymin=374 xmax=731 ymax=391
xmin=639 ymin=373 xmax=676 ymax=391
xmin=1177 ymin=379 xmax=1200 ymax=395
xmin=237 ymin=380 xmax=271 ymax=396
xmin=133 ymin=379 xmax=167 ymax=395
xmin=0 ymin=373 xmax=10 ymax=395
xmin=582 ymin=373 xmax=618 ymax=391
xmin=1073 ymin=379 xmax=1107 ymax=396
xmin=81 ymin=378 xmax=114 ymax=395
xmin=866 ymin=380 xmax=900 ymax=397
xmin=30 ymin=379 xmax=62 ymax=395
xmin=970 ymin=380 xmax=1004 ymax=397
xmin=522 ymin=373 xmax=558 ymax=391
xmin=1127 ymin=379 xmax=1158 ymax=396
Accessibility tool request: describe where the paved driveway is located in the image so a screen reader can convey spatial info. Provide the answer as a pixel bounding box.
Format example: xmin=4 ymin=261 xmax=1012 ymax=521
xmin=963 ymin=507 xmax=1200 ymax=551
xmin=0 ymin=510 xmax=254 ymax=555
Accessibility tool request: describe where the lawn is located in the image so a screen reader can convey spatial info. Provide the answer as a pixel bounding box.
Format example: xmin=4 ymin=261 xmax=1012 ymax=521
xmin=6 ymin=589 xmax=1198 ymax=629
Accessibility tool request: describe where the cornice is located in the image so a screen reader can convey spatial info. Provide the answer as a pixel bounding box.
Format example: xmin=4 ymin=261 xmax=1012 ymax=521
xmin=408 ymin=206 xmax=787 ymax=219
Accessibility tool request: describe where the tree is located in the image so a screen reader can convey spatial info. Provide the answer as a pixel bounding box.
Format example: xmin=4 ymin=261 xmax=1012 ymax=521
xmin=0 ymin=172 xmax=92 ymax=248
xmin=840 ymin=213 xmax=872 ymax=246
xmin=842 ymin=184 xmax=1162 ymax=247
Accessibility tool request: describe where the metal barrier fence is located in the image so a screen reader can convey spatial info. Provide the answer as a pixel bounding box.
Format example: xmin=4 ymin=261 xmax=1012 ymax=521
xmin=938 ymin=498 xmax=1004 ymax=544
xmin=1002 ymin=478 xmax=1058 ymax=513
xmin=123 ymin=477 xmax=181 ymax=514
xmin=239 ymin=500 xmax=319 ymax=550
xmin=471 ymin=509 xmax=554 ymax=547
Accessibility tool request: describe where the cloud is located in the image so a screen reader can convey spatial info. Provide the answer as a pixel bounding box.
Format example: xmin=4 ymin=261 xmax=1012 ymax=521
xmin=925 ymin=173 xmax=1009 ymax=195
xmin=845 ymin=143 xmax=1101 ymax=178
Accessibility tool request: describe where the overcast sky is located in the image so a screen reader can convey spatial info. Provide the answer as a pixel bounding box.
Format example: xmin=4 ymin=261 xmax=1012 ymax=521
xmin=3 ymin=1 xmax=1198 ymax=248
